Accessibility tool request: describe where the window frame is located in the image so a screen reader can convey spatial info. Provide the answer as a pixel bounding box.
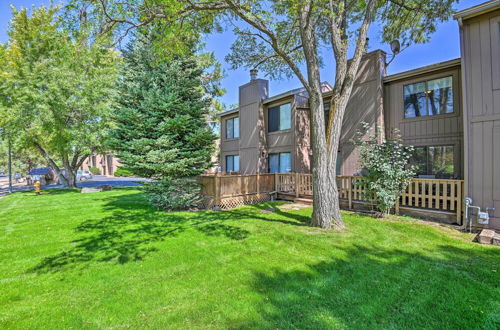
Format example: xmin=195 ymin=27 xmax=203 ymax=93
xmin=225 ymin=116 xmax=240 ymax=139
xmin=267 ymin=102 xmax=292 ymax=133
xmin=410 ymin=145 xmax=456 ymax=179
xmin=225 ymin=155 xmax=240 ymax=172
xmin=403 ymin=75 xmax=455 ymax=119
xmin=267 ymin=152 xmax=292 ymax=173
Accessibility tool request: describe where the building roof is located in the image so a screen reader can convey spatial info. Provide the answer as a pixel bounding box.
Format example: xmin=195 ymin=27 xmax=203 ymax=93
xmin=218 ymin=108 xmax=239 ymax=117
xmin=454 ymin=0 xmax=500 ymax=20
xmin=383 ymin=58 xmax=461 ymax=83
xmin=28 ymin=167 xmax=52 ymax=175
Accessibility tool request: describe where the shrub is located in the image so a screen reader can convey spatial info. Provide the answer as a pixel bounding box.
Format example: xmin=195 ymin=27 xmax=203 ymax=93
xmin=114 ymin=167 xmax=134 ymax=177
xmin=352 ymin=123 xmax=415 ymax=217
xmin=143 ymin=177 xmax=202 ymax=211
xmin=89 ymin=167 xmax=101 ymax=175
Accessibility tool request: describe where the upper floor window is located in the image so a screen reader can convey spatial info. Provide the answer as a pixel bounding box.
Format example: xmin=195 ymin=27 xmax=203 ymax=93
xmin=404 ymin=76 xmax=453 ymax=118
xmin=226 ymin=117 xmax=239 ymax=139
xmin=268 ymin=103 xmax=291 ymax=132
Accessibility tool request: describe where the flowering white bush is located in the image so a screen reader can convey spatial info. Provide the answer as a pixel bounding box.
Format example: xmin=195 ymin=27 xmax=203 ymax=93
xmin=353 ymin=123 xmax=415 ymax=216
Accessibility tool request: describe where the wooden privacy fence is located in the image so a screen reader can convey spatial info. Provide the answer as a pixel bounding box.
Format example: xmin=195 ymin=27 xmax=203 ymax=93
xmin=200 ymin=173 xmax=464 ymax=222
xmin=199 ymin=173 xmax=275 ymax=209
xmin=275 ymin=173 xmax=464 ymax=222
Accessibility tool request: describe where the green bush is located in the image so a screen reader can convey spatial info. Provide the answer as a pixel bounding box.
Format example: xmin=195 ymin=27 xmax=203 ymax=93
xmin=352 ymin=123 xmax=415 ymax=217
xmin=114 ymin=167 xmax=134 ymax=177
xmin=143 ymin=177 xmax=202 ymax=211
xmin=89 ymin=167 xmax=101 ymax=175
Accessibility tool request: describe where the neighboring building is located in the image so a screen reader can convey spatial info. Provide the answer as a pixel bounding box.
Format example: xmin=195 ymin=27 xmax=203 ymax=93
xmin=80 ymin=154 xmax=121 ymax=176
xmin=218 ymin=0 xmax=499 ymax=229
xmin=456 ymin=0 xmax=500 ymax=230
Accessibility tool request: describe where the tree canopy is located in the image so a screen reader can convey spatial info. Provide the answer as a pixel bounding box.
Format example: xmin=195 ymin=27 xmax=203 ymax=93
xmin=0 ymin=6 xmax=120 ymax=187
xmin=109 ymin=33 xmax=217 ymax=179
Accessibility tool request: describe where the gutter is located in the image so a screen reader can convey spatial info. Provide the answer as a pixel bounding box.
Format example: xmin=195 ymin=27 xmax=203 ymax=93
xmin=383 ymin=58 xmax=461 ymax=83
xmin=453 ymin=0 xmax=500 ymax=20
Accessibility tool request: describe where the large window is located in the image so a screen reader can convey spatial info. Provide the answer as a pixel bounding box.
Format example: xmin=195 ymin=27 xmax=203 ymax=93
xmin=226 ymin=155 xmax=240 ymax=172
xmin=225 ymin=117 xmax=239 ymax=139
xmin=404 ymin=76 xmax=453 ymax=118
xmin=410 ymin=146 xmax=455 ymax=178
xmin=268 ymin=152 xmax=292 ymax=173
xmin=268 ymin=103 xmax=291 ymax=132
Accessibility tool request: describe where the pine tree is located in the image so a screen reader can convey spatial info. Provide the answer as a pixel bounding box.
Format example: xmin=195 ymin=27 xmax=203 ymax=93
xmin=109 ymin=34 xmax=216 ymax=209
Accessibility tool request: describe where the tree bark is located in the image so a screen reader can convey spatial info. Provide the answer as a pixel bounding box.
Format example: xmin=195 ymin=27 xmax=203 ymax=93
xmin=62 ymin=154 xmax=78 ymax=188
xmin=33 ymin=141 xmax=71 ymax=187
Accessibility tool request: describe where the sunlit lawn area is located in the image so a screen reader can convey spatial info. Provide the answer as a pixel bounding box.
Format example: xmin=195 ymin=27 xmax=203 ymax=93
xmin=0 ymin=188 xmax=499 ymax=329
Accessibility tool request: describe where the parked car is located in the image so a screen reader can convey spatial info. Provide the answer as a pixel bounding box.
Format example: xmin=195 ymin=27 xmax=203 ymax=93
xmin=77 ymin=170 xmax=93 ymax=181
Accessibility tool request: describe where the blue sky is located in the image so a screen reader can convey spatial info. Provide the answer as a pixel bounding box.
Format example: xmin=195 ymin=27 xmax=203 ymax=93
xmin=0 ymin=0 xmax=485 ymax=106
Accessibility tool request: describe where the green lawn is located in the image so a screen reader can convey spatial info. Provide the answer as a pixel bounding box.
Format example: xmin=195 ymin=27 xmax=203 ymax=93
xmin=0 ymin=188 xmax=499 ymax=329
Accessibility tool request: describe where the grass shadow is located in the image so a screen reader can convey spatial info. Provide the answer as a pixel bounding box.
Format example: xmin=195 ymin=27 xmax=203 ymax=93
xmin=250 ymin=244 xmax=500 ymax=328
xmin=30 ymin=192 xmax=253 ymax=273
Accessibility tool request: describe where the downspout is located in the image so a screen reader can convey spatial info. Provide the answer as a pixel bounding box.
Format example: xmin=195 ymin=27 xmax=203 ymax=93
xmin=457 ymin=16 xmax=469 ymax=228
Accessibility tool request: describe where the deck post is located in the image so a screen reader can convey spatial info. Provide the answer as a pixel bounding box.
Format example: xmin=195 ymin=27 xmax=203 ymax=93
xmin=256 ymin=172 xmax=260 ymax=195
xmin=348 ymin=177 xmax=353 ymax=209
xmin=214 ymin=174 xmax=221 ymax=207
xmin=295 ymin=172 xmax=300 ymax=198
xmin=457 ymin=181 xmax=462 ymax=224
xmin=274 ymin=172 xmax=278 ymax=192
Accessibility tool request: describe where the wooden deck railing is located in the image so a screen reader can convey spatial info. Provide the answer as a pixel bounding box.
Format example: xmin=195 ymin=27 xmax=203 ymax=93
xmin=200 ymin=173 xmax=464 ymax=222
xmin=275 ymin=173 xmax=463 ymax=222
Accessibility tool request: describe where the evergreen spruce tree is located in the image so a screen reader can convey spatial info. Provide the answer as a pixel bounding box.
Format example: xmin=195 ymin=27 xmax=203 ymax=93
xmin=110 ymin=34 xmax=217 ymax=210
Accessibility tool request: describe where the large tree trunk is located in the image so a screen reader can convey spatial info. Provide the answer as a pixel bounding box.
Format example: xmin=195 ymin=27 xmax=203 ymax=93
xmin=33 ymin=141 xmax=83 ymax=188
xmin=299 ymin=4 xmax=344 ymax=230
xmin=62 ymin=155 xmax=78 ymax=188
xmin=309 ymin=93 xmax=344 ymax=230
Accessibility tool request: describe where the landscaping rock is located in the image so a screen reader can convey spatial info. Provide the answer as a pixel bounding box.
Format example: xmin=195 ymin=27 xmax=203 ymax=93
xmin=260 ymin=208 xmax=276 ymax=214
xmin=493 ymin=234 xmax=500 ymax=246
xmin=81 ymin=187 xmax=102 ymax=194
xmin=478 ymin=229 xmax=496 ymax=245
xmin=98 ymin=185 xmax=113 ymax=191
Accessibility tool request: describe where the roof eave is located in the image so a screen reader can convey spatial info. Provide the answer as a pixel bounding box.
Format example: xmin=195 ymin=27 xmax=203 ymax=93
xmin=453 ymin=0 xmax=500 ymax=20
xmin=383 ymin=58 xmax=461 ymax=84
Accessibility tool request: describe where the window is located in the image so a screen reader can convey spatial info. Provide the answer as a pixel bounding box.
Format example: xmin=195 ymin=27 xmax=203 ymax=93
xmin=268 ymin=103 xmax=291 ymax=132
xmin=226 ymin=155 xmax=240 ymax=172
xmin=225 ymin=117 xmax=239 ymax=139
xmin=268 ymin=152 xmax=292 ymax=173
xmin=410 ymin=146 xmax=455 ymax=178
xmin=404 ymin=76 xmax=453 ymax=118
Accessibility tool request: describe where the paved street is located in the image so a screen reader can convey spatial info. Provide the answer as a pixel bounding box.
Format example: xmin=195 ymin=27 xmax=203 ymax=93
xmin=0 ymin=175 xmax=150 ymax=198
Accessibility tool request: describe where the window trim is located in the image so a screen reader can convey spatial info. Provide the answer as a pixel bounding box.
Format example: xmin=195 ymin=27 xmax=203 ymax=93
xmin=267 ymin=152 xmax=292 ymax=173
xmin=410 ymin=144 xmax=456 ymax=178
xmin=398 ymin=70 xmax=462 ymax=122
xmin=403 ymin=75 xmax=455 ymax=119
xmin=225 ymin=116 xmax=240 ymax=140
xmin=225 ymin=154 xmax=240 ymax=172
xmin=267 ymin=102 xmax=292 ymax=133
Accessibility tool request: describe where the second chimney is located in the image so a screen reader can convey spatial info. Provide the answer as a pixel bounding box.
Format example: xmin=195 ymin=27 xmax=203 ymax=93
xmin=250 ymin=69 xmax=258 ymax=81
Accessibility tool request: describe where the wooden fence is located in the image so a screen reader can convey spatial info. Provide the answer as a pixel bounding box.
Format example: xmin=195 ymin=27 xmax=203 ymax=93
xmin=199 ymin=173 xmax=275 ymax=209
xmin=275 ymin=173 xmax=463 ymax=222
xmin=200 ymin=173 xmax=464 ymax=222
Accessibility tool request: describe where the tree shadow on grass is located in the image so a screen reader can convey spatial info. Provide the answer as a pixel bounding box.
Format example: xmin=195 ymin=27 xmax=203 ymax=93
xmin=249 ymin=244 xmax=500 ymax=329
xmin=30 ymin=192 xmax=256 ymax=273
xmin=30 ymin=194 xmax=313 ymax=273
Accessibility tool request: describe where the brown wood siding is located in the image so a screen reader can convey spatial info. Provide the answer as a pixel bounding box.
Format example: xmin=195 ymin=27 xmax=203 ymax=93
xmin=383 ymin=66 xmax=464 ymax=179
xmin=461 ymin=9 xmax=500 ymax=229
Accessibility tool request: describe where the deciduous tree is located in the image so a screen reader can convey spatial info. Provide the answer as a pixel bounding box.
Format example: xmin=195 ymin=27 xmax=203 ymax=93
xmin=76 ymin=0 xmax=456 ymax=228
xmin=0 ymin=6 xmax=119 ymax=188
